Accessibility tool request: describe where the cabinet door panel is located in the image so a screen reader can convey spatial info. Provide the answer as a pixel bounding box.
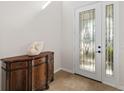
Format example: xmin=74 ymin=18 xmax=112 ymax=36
xmin=48 ymin=53 xmax=54 ymax=83
xmin=10 ymin=69 xmax=28 ymax=91
xmin=32 ymin=62 xmax=47 ymax=90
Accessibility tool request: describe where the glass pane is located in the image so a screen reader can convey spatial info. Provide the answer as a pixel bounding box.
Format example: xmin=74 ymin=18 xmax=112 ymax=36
xmin=79 ymin=9 xmax=95 ymax=72
xmin=105 ymin=4 xmax=114 ymax=76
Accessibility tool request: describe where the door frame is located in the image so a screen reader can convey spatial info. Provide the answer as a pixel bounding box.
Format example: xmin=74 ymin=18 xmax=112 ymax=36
xmin=73 ymin=1 xmax=119 ymax=87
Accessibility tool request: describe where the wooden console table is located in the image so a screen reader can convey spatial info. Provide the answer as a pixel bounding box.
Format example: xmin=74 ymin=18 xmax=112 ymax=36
xmin=1 ymin=51 xmax=54 ymax=91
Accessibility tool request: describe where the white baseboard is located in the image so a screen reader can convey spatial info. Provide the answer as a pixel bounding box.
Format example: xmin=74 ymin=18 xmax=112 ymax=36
xmin=54 ymin=67 xmax=73 ymax=74
xmin=54 ymin=68 xmax=61 ymax=73
xmin=60 ymin=68 xmax=73 ymax=73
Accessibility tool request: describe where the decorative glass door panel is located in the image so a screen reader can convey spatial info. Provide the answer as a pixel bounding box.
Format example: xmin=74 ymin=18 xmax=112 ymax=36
xmin=105 ymin=4 xmax=114 ymax=76
xmin=80 ymin=9 xmax=96 ymax=72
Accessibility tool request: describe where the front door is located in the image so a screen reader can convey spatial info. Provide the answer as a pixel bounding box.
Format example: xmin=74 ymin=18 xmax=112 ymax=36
xmin=75 ymin=3 xmax=102 ymax=81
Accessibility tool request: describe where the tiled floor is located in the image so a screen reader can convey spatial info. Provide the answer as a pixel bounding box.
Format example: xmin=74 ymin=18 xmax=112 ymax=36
xmin=48 ymin=70 xmax=120 ymax=91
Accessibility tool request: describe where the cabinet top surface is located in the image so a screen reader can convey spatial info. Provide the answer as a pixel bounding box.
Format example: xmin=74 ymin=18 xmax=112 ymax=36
xmin=0 ymin=51 xmax=54 ymax=63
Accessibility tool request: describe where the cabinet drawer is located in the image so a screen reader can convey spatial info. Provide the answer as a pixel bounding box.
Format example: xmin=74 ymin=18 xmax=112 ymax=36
xmin=32 ymin=57 xmax=46 ymax=66
xmin=11 ymin=62 xmax=28 ymax=69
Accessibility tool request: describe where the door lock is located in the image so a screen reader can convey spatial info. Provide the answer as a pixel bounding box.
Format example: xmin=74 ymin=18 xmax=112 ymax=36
xmin=98 ymin=51 xmax=101 ymax=53
xmin=98 ymin=46 xmax=101 ymax=48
